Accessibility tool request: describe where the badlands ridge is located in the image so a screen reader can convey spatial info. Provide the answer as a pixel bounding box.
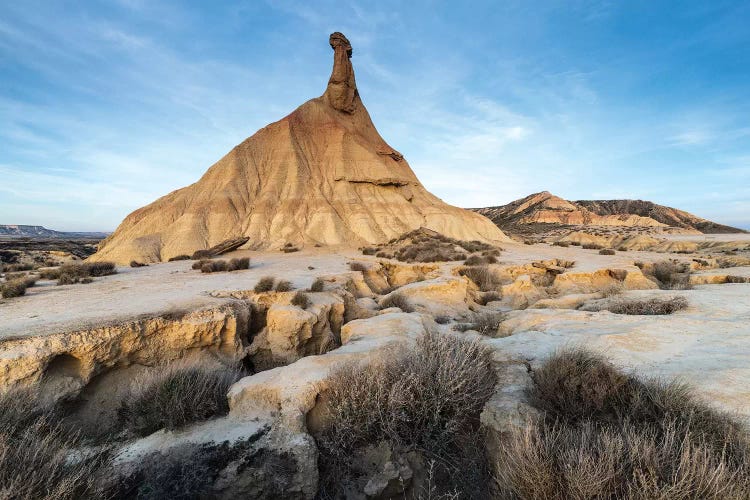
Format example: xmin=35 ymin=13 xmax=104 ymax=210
xmin=92 ymin=32 xmax=507 ymax=265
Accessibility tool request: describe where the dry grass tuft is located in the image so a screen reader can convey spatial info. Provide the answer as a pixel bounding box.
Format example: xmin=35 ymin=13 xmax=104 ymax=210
xmin=274 ymin=279 xmax=293 ymax=292
xmin=380 ymin=293 xmax=414 ymax=312
xmin=0 ymin=388 xmax=108 ymax=499
xmin=495 ymin=348 xmax=750 ymax=499
xmin=291 ymin=291 xmax=310 ymax=309
xmin=599 ymin=248 xmax=616 ymax=255
xmin=453 ymin=311 xmax=505 ymax=335
xmin=129 ymin=260 xmax=148 ymax=268
xmin=254 ymin=276 xmax=276 ymax=293
xmin=117 ymin=362 xmax=240 ymax=437
xmin=459 ymin=265 xmax=499 ymax=292
xmin=309 ymin=277 xmax=325 ymax=292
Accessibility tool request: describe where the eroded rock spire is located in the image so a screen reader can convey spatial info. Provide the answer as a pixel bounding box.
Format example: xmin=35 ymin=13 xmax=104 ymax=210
xmin=325 ymin=32 xmax=358 ymax=113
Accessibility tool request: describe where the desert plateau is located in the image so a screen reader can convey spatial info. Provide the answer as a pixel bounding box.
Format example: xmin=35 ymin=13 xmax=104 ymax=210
xmin=2 ymin=3 xmax=750 ymax=499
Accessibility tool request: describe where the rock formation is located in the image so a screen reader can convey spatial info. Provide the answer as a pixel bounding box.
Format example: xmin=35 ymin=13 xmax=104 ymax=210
xmin=92 ymin=32 xmax=508 ymax=264
xmin=474 ymin=191 xmax=745 ymax=234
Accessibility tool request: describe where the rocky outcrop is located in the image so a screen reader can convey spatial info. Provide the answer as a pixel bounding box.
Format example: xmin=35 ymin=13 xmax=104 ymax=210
xmin=91 ymin=33 xmax=508 ymax=264
xmin=0 ymin=303 xmax=248 ymax=400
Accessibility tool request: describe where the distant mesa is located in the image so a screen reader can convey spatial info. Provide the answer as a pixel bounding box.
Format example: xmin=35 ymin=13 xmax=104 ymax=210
xmin=473 ymin=191 xmax=746 ymax=235
xmin=91 ymin=32 xmax=508 ymax=264
xmin=0 ymin=224 xmax=108 ymax=239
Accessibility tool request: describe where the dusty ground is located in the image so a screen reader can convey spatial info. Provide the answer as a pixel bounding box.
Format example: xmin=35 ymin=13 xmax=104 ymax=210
xmin=2 ymin=239 xmax=750 ymax=421
xmin=0 ymin=241 xmax=682 ymax=337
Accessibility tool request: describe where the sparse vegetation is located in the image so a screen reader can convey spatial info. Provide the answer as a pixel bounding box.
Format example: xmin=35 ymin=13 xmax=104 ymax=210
xmin=317 ymin=332 xmax=496 ymax=498
xmin=599 ymin=248 xmax=616 ymax=255
xmin=291 ymin=291 xmax=310 ymax=309
xmin=193 ymin=257 xmax=250 ymax=273
xmin=349 ymin=262 xmax=367 ymax=272
xmin=254 ymin=276 xmax=276 ymax=293
xmin=130 ymin=260 xmax=148 ymax=267
xmin=495 ymin=348 xmax=750 ymax=499
xmin=117 ymin=362 xmax=241 ymax=437
xmin=0 ymin=388 xmax=108 ymax=499
xmin=593 ymin=296 xmax=689 ymax=315
xmin=458 ymin=265 xmax=499 ymax=291
xmin=56 ymin=261 xmax=116 ymax=285
xmin=200 ymin=260 xmax=228 ymax=273
xmin=453 ymin=311 xmax=505 ymax=335
xmin=380 ymin=293 xmax=414 ymax=312
xmin=1 ymin=276 xmax=37 ymax=298
xmin=552 ymin=241 xmax=569 ymax=247
xmin=464 ymin=254 xmax=498 ymax=266
xmin=651 ymin=260 xmax=693 ymax=290
xmin=168 ymin=255 xmax=191 ymax=261
xmin=280 ymin=243 xmax=300 ymax=253
xmin=361 ymin=229 xmax=498 ymax=263
xmin=309 ymin=277 xmax=325 ymax=292
xmin=274 ymin=279 xmax=293 ymax=292
xmin=582 ymin=243 xmax=604 ymax=250
xmin=228 ymin=257 xmax=250 ymax=271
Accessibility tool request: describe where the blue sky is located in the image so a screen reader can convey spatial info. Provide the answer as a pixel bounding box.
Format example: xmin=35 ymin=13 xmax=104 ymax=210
xmin=1 ymin=1 xmax=749 ymax=231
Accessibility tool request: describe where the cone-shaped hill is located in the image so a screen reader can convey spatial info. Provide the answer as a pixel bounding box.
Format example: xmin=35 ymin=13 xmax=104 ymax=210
xmin=92 ymin=32 xmax=508 ymax=264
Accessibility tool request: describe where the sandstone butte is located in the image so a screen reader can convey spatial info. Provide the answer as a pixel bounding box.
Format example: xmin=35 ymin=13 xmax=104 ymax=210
xmin=91 ymin=32 xmax=509 ymax=264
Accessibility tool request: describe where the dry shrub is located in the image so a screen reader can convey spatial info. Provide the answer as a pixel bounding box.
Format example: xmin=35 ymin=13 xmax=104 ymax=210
xmin=583 ymin=243 xmax=604 ymax=250
xmin=727 ymin=275 xmax=750 ymax=283
xmin=380 ymin=293 xmax=414 ymax=312
xmin=603 ymin=296 xmax=688 ymax=315
xmin=56 ymin=261 xmax=116 ymax=285
xmin=291 ymin=291 xmax=310 ymax=309
xmin=552 ymin=241 xmax=570 ymax=247
xmin=254 ymin=276 xmax=275 ymax=293
xmin=0 ymin=388 xmax=108 ymax=499
xmin=361 ymin=247 xmax=378 ymax=255
xmin=39 ymin=268 xmax=60 ymax=280
xmin=569 ymin=241 xmax=581 ymax=246
xmin=349 ymin=262 xmax=367 ymax=272
xmin=168 ymin=255 xmax=191 ymax=261
xmin=1 ymin=277 xmax=35 ymax=298
xmin=309 ymin=277 xmax=325 ymax=292
xmin=599 ymin=248 xmax=616 ymax=255
xmin=651 ymin=260 xmax=692 ymax=290
xmin=464 ymin=254 xmax=498 ymax=266
xmin=200 ymin=260 xmax=228 ymax=273
xmin=117 ymin=362 xmax=241 ymax=437
xmin=129 ymin=260 xmax=148 ymax=268
xmin=274 ymin=279 xmax=293 ymax=292
xmin=454 ymin=311 xmax=505 ymax=335
xmin=459 ymin=265 xmax=499 ymax=291
xmin=280 ymin=243 xmax=299 ymax=253
xmin=227 ymin=257 xmax=250 ymax=271
xmin=495 ymin=348 xmax=750 ymax=499
xmin=317 ymin=332 xmax=496 ymax=497
xmin=192 ymin=259 xmax=209 ymax=270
